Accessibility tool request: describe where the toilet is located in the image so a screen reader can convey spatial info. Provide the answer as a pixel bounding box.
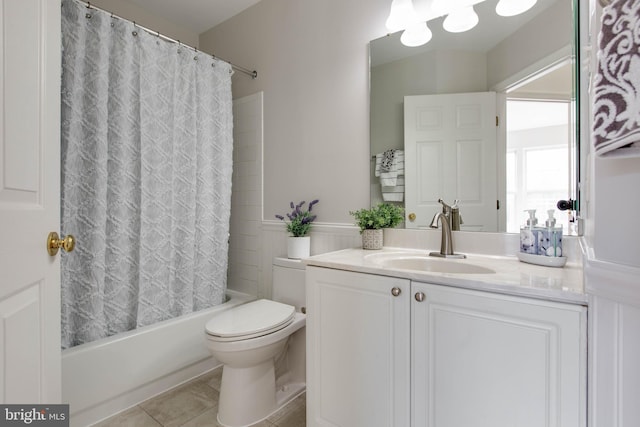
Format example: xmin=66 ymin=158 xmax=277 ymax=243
xmin=205 ymin=258 xmax=306 ymax=427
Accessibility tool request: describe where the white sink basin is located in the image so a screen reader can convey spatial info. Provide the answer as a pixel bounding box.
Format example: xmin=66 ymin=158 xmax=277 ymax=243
xmin=369 ymin=254 xmax=495 ymax=274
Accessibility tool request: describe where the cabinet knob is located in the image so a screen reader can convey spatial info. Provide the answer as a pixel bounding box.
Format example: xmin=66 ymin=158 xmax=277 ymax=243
xmin=391 ymin=287 xmax=402 ymax=297
xmin=415 ymin=292 xmax=426 ymax=302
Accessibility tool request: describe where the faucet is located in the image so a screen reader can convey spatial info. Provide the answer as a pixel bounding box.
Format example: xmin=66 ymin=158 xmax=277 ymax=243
xmin=429 ymin=211 xmax=466 ymax=259
xmin=437 ymin=198 xmax=463 ymax=231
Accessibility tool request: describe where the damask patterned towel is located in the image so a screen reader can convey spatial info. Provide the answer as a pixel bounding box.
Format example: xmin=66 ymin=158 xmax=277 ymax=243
xmin=593 ymin=0 xmax=640 ymax=157
xmin=380 ymin=149 xmax=396 ymax=171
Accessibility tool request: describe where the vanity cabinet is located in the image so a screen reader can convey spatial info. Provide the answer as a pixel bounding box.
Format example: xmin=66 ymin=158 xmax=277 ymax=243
xmin=412 ymin=281 xmax=586 ymax=427
xmin=306 ymin=266 xmax=411 ymax=427
xmin=306 ymin=266 xmax=587 ymax=427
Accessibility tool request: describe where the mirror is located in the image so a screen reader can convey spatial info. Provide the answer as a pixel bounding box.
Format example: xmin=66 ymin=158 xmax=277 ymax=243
xmin=370 ymin=0 xmax=580 ymax=235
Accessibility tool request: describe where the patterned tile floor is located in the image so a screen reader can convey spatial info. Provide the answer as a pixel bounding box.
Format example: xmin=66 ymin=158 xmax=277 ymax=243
xmin=94 ymin=367 xmax=306 ymax=427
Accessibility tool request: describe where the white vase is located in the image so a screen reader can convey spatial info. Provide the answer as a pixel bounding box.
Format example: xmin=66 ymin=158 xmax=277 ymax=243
xmin=287 ymin=236 xmax=311 ymax=259
xmin=362 ymin=229 xmax=383 ymax=250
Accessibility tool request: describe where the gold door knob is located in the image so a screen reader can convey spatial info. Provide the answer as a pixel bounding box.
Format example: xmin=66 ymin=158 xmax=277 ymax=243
xmin=47 ymin=232 xmax=75 ymax=256
xmin=408 ymin=213 xmax=416 ymax=221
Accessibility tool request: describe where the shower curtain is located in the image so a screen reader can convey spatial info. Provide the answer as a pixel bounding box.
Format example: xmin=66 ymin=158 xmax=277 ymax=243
xmin=60 ymin=0 xmax=233 ymax=349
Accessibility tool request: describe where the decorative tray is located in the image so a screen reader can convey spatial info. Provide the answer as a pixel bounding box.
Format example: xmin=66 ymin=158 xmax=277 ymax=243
xmin=517 ymin=252 xmax=567 ymax=268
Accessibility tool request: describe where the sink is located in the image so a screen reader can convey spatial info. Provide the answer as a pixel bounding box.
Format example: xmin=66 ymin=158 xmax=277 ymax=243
xmin=375 ymin=255 xmax=495 ymax=274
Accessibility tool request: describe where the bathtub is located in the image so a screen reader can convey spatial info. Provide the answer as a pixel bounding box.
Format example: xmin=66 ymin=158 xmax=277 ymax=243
xmin=62 ymin=290 xmax=254 ymax=427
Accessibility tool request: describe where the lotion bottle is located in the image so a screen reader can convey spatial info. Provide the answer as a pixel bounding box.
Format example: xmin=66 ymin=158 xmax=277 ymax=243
xmin=540 ymin=209 xmax=563 ymax=257
xmin=520 ymin=209 xmax=538 ymax=254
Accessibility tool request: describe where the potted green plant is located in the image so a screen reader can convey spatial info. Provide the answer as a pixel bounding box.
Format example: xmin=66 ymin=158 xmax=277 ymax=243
xmin=275 ymin=199 xmax=319 ymax=259
xmin=349 ymin=203 xmax=404 ymax=249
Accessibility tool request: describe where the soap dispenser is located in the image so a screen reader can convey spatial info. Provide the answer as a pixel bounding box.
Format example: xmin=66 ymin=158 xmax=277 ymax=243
xmin=520 ymin=209 xmax=539 ymax=254
xmin=539 ymin=209 xmax=563 ymax=257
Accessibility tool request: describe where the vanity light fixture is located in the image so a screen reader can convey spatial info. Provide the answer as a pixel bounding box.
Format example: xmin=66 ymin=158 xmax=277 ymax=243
xmin=388 ymin=0 xmax=538 ymax=48
xmin=495 ymin=0 xmax=538 ymax=17
xmin=401 ymin=21 xmax=433 ymax=47
xmin=442 ymin=5 xmax=479 ymax=33
xmin=386 ymin=0 xmax=419 ymax=32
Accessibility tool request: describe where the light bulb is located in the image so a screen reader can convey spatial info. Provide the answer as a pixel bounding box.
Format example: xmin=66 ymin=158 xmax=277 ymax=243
xmin=400 ymin=21 xmax=432 ymax=47
xmin=431 ymin=0 xmax=449 ymax=15
xmin=443 ymin=6 xmax=479 ymax=33
xmin=386 ymin=0 xmax=418 ymax=32
xmin=496 ymin=0 xmax=537 ymax=17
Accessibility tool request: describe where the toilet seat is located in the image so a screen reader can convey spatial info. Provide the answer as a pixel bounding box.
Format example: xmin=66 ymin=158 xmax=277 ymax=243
xmin=205 ymin=299 xmax=296 ymax=342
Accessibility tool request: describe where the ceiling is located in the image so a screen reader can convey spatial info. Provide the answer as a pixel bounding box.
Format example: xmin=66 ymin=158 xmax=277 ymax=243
xmin=125 ymin=0 xmax=262 ymax=34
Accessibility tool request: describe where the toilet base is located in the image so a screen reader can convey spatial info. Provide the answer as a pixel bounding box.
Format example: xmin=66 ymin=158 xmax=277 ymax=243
xmin=217 ymin=375 xmax=305 ymax=427
xmin=217 ymin=359 xmax=276 ymax=427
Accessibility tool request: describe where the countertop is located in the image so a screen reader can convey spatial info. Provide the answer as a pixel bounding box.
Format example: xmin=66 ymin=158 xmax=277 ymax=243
xmin=304 ymin=247 xmax=586 ymax=305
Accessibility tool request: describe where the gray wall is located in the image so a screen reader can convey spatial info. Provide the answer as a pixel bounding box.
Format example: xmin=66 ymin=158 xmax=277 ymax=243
xmin=200 ymin=0 xmax=391 ymax=224
xmin=91 ymin=0 xmax=199 ymax=47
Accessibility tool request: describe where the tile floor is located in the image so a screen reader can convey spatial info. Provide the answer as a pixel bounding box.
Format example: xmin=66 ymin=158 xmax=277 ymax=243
xmin=94 ymin=367 xmax=306 ymax=427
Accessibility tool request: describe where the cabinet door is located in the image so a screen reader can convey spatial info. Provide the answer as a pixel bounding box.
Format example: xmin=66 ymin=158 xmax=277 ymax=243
xmin=412 ymin=282 xmax=586 ymax=427
xmin=306 ymin=267 xmax=410 ymax=427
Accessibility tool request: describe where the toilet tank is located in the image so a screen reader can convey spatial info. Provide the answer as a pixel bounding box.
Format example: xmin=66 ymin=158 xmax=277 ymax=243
xmin=272 ymin=257 xmax=306 ymax=312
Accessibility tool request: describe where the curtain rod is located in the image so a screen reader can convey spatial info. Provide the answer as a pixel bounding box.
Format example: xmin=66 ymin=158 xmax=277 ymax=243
xmin=76 ymin=0 xmax=258 ymax=79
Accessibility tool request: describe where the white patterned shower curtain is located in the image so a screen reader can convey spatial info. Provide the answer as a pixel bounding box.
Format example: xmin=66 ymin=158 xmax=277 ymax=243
xmin=60 ymin=0 xmax=233 ymax=349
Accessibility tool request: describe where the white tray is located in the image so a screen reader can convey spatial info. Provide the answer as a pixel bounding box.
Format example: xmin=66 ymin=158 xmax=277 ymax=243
xmin=517 ymin=252 xmax=567 ymax=268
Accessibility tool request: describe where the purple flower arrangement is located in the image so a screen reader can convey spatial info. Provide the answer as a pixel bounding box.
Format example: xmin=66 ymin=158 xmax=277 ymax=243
xmin=275 ymin=199 xmax=319 ymax=237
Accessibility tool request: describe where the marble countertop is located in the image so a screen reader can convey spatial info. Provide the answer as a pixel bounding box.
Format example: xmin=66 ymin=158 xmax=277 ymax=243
xmin=304 ymin=247 xmax=586 ymax=305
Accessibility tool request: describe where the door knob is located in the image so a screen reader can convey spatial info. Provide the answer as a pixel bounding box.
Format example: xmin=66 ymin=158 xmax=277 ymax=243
xmin=415 ymin=292 xmax=425 ymax=302
xmin=408 ymin=213 xmax=416 ymax=221
xmin=391 ymin=287 xmax=402 ymax=297
xmin=47 ymin=232 xmax=75 ymax=256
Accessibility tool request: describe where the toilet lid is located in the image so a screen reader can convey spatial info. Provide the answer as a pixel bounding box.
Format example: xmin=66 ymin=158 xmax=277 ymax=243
xmin=205 ymin=299 xmax=296 ymax=340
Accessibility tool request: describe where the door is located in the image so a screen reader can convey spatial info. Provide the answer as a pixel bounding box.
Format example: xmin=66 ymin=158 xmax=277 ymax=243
xmin=0 ymin=0 xmax=61 ymax=403
xmin=404 ymin=92 xmax=498 ymax=231
xmin=306 ymin=267 xmax=410 ymax=427
xmin=412 ymin=282 xmax=586 ymax=427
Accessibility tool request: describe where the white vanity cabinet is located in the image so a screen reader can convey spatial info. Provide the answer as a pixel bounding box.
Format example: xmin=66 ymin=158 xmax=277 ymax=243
xmin=306 ymin=266 xmax=587 ymax=427
xmin=412 ymin=281 xmax=586 ymax=427
xmin=306 ymin=266 xmax=411 ymax=427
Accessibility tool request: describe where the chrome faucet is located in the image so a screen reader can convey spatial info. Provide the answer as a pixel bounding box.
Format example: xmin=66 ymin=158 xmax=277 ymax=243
xmin=429 ymin=211 xmax=466 ymax=259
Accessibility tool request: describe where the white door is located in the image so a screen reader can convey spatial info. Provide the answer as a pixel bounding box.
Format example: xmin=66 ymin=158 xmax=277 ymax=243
xmin=412 ymin=282 xmax=586 ymax=427
xmin=306 ymin=267 xmax=410 ymax=427
xmin=0 ymin=0 xmax=61 ymax=403
xmin=404 ymin=92 xmax=498 ymax=231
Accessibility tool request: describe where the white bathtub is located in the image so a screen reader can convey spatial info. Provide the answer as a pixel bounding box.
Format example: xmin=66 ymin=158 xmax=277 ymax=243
xmin=62 ymin=290 xmax=254 ymax=427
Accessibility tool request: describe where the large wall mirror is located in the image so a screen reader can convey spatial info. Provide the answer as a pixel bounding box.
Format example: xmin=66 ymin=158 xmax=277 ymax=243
xmin=370 ymin=0 xmax=581 ymax=235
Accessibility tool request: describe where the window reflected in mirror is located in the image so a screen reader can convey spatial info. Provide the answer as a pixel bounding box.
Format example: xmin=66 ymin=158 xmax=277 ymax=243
xmin=506 ymin=99 xmax=570 ymax=233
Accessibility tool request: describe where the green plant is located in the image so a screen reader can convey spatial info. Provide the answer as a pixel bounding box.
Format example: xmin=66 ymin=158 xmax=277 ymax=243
xmin=275 ymin=200 xmax=319 ymax=237
xmin=349 ymin=203 xmax=404 ymax=233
